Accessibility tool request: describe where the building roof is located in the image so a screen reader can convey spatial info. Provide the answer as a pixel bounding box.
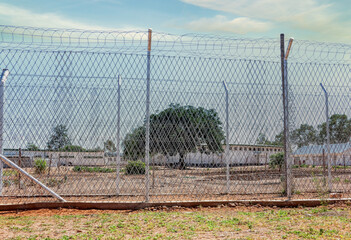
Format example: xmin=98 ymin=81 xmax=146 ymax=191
xmin=293 ymin=142 xmax=351 ymax=155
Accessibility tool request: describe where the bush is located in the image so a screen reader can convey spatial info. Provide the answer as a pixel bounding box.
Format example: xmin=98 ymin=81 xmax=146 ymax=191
xmin=73 ymin=166 xmax=115 ymax=173
xmin=60 ymin=145 xmax=85 ymax=152
xmin=125 ymin=160 xmax=145 ymax=175
xmin=269 ymin=152 xmax=284 ymax=171
xmin=34 ymin=158 xmax=47 ymax=174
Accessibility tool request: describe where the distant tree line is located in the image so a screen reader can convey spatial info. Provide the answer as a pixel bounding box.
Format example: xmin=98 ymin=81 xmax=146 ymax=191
xmin=257 ymin=114 xmax=351 ymax=148
xmin=26 ymin=124 xmax=109 ymax=152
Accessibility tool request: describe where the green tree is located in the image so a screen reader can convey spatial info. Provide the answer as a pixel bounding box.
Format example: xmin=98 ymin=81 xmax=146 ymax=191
xmin=26 ymin=142 xmax=39 ymax=151
xmin=123 ymin=104 xmax=225 ymax=169
xmin=122 ymin=126 xmax=145 ymax=161
xmin=272 ymin=131 xmax=284 ymax=146
xmin=317 ymin=114 xmax=351 ymax=144
xmin=269 ymin=152 xmax=284 ymax=172
xmin=104 ymin=140 xmax=117 ymax=152
xmin=256 ymin=131 xmax=284 ymax=146
xmin=47 ymin=124 xmax=71 ymax=150
xmin=291 ymin=124 xmax=317 ymax=148
xmin=256 ymin=132 xmax=276 ymax=145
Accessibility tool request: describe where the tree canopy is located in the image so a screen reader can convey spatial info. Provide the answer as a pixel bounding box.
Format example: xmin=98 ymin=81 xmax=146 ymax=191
xmin=123 ymin=126 xmax=145 ymax=161
xmin=47 ymin=124 xmax=71 ymax=150
xmin=291 ymin=124 xmax=317 ymax=148
xmin=256 ymin=132 xmax=283 ymax=146
xmin=263 ymin=114 xmax=351 ymax=149
xmin=104 ymin=140 xmax=117 ymax=152
xmin=123 ymin=104 xmax=225 ymax=169
xmin=317 ymin=114 xmax=351 ymax=144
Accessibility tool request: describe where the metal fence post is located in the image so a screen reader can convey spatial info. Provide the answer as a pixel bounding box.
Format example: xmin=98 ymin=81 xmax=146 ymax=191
xmin=116 ymin=75 xmax=121 ymax=195
xmin=145 ymin=29 xmax=152 ymax=202
xmin=223 ymin=81 xmax=230 ymax=194
xmin=0 ymin=79 xmax=3 ymax=196
xmin=320 ymin=83 xmax=332 ymax=192
xmin=280 ymin=35 xmax=293 ymax=199
xmin=0 ymin=69 xmax=9 ymax=196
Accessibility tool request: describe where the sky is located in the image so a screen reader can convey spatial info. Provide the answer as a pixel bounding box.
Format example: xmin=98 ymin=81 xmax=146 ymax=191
xmin=0 ymin=0 xmax=351 ymax=43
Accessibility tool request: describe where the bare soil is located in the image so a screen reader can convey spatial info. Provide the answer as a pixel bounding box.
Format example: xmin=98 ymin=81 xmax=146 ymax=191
xmin=1 ymin=165 xmax=351 ymax=205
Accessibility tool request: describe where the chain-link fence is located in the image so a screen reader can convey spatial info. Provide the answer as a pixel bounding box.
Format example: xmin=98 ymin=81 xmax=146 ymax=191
xmin=0 ymin=25 xmax=350 ymax=206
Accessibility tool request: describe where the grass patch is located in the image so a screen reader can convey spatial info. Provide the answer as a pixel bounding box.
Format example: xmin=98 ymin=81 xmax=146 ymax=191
xmin=0 ymin=206 xmax=350 ymax=239
xmin=2 ymin=169 xmax=18 ymax=177
xmin=72 ymin=166 xmax=116 ymax=173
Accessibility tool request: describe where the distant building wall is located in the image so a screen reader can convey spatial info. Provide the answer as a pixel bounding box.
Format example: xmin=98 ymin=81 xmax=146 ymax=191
xmin=293 ymin=144 xmax=351 ymax=166
xmin=4 ymin=149 xmax=105 ymax=167
xmin=151 ymin=144 xmax=283 ymax=166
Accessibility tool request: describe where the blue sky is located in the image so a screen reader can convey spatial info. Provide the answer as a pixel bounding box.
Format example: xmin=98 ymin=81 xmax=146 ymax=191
xmin=0 ymin=0 xmax=350 ymax=43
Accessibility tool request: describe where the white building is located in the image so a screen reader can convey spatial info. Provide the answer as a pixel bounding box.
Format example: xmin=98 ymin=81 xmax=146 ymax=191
xmin=293 ymin=143 xmax=351 ymax=166
xmin=4 ymin=149 xmax=106 ymax=167
xmin=152 ymin=144 xmax=283 ymax=167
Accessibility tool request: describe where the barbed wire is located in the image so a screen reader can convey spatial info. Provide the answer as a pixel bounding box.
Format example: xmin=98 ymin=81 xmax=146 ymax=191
xmin=1 ymin=25 xmax=350 ymax=63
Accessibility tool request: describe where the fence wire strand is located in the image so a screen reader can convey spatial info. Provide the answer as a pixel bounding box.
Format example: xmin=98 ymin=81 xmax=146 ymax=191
xmin=0 ymin=25 xmax=350 ymax=205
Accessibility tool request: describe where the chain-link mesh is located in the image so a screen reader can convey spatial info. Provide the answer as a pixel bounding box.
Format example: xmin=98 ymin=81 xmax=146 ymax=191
xmin=0 ymin=25 xmax=350 ymax=206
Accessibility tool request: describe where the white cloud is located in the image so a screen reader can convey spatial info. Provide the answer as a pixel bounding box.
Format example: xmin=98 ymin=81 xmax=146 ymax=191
xmin=180 ymin=0 xmax=330 ymax=22
xmin=180 ymin=0 xmax=351 ymax=42
xmin=0 ymin=3 xmax=151 ymax=46
xmin=0 ymin=3 xmax=107 ymax=30
xmin=185 ymin=15 xmax=271 ymax=34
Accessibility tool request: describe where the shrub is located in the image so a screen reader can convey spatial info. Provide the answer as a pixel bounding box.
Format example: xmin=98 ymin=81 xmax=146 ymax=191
xmin=60 ymin=145 xmax=85 ymax=152
xmin=34 ymin=158 xmax=47 ymax=174
xmin=125 ymin=160 xmax=145 ymax=175
xmin=269 ymin=152 xmax=284 ymax=171
xmin=73 ymin=166 xmax=115 ymax=173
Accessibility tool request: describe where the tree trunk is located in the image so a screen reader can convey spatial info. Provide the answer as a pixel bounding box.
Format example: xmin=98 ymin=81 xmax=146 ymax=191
xmin=179 ymin=153 xmax=186 ymax=170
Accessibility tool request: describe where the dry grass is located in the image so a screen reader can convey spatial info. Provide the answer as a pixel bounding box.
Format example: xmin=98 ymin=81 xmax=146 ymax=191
xmin=0 ymin=204 xmax=351 ymax=239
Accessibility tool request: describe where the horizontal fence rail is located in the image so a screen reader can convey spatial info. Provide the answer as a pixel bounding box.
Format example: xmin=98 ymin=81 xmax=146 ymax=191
xmin=0 ymin=25 xmax=350 ymax=206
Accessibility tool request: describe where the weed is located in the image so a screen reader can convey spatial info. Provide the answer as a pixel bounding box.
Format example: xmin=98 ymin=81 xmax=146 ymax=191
xmin=47 ymin=177 xmax=67 ymax=187
xmin=333 ymin=177 xmax=341 ymax=183
xmin=34 ymin=158 xmax=47 ymax=174
xmin=3 ymin=169 xmax=17 ymax=176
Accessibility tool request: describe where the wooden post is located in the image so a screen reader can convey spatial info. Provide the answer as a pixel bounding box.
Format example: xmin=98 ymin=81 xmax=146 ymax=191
xmin=18 ymin=148 xmax=21 ymax=189
xmin=48 ymin=154 xmax=52 ymax=177
xmin=58 ymin=154 xmax=61 ymax=175
xmin=322 ymin=149 xmax=326 ymax=176
xmin=152 ymin=156 xmax=155 ymax=188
